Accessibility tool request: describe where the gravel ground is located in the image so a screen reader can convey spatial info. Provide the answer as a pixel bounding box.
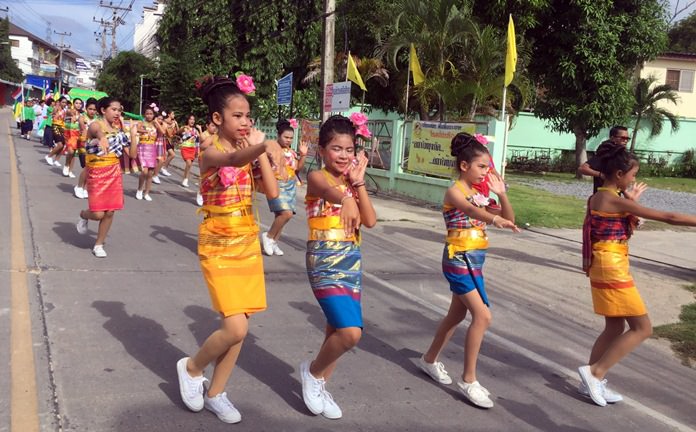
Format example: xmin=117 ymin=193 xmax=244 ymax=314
xmin=515 ymin=178 xmax=696 ymax=215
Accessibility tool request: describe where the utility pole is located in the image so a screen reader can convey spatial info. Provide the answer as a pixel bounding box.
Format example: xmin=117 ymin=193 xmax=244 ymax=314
xmin=98 ymin=0 xmax=131 ymax=57
xmin=93 ymin=25 xmax=109 ymax=62
xmin=319 ymin=0 xmax=335 ymax=123
xmin=54 ymin=30 xmax=71 ymax=95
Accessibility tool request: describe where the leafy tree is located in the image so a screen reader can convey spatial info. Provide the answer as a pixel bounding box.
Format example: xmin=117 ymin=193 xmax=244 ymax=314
xmin=668 ymin=11 xmax=696 ymax=53
xmin=630 ymin=75 xmax=680 ymax=151
xmin=526 ymin=0 xmax=668 ymax=175
xmin=0 ymin=18 xmax=23 ymax=82
xmin=96 ymin=51 xmax=155 ymax=113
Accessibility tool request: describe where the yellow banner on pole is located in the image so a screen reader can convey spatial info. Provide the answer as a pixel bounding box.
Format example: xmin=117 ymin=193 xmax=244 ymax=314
xmin=407 ymin=121 xmax=477 ymax=178
xmin=505 ymin=14 xmax=517 ymax=87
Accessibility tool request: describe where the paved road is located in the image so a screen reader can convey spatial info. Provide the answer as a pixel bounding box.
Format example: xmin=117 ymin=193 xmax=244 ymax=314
xmin=2 ymin=111 xmax=696 ymax=432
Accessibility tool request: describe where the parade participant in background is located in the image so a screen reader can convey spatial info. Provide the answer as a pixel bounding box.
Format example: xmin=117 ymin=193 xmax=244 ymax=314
xmin=134 ymin=104 xmax=165 ymax=201
xmin=159 ymin=110 xmax=179 ymax=177
xmin=74 ymin=98 xmax=99 ymax=199
xmin=45 ymin=96 xmax=69 ymax=167
xmin=62 ymin=98 xmax=83 ymax=178
xmin=578 ymin=126 xmax=630 ymax=193
xmin=418 ymin=132 xmax=518 ymax=409
xmin=179 ymin=113 xmax=201 ymax=188
xmin=195 ymin=118 xmax=218 ymax=206
xmin=300 ymin=114 xmax=377 ymax=420
xmin=176 ymin=74 xmax=279 ymax=424
xmin=260 ymin=118 xmax=308 ymax=256
xmin=152 ymin=111 xmax=167 ymax=185
xmin=578 ymin=146 xmax=696 ymax=407
xmin=21 ymin=99 xmax=36 ymax=140
xmin=41 ymin=98 xmax=54 ymax=148
xmin=75 ymin=97 xmax=137 ymax=258
xmin=33 ymin=99 xmax=44 ymax=139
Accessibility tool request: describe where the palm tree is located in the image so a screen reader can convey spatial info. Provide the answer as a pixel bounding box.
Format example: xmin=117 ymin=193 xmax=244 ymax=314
xmin=302 ymin=52 xmax=389 ymax=88
xmin=630 ymin=75 xmax=680 ymax=152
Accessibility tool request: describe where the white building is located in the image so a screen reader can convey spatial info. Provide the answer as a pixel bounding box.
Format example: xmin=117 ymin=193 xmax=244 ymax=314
xmin=134 ymin=1 xmax=166 ymax=60
xmin=9 ymin=22 xmax=59 ymax=78
xmin=75 ymin=58 xmax=101 ymax=90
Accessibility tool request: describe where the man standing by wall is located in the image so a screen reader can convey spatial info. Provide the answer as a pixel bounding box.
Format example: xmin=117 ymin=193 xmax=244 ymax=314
xmin=578 ymin=126 xmax=630 ymax=192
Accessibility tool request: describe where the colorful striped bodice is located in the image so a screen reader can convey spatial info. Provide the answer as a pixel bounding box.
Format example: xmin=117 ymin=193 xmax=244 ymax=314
xmin=306 ymin=170 xmax=355 ymax=219
xmin=443 ymin=181 xmax=487 ymax=231
xmin=138 ymin=121 xmax=158 ymax=144
xmin=200 ymin=136 xmax=253 ymax=213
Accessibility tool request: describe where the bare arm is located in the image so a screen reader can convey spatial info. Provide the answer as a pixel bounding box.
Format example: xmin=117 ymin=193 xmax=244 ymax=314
xmin=613 ymin=197 xmax=696 ymax=226
xmin=447 ymin=186 xmax=519 ymax=231
xmin=296 ymin=141 xmax=309 ymax=173
xmin=578 ymin=162 xmax=603 ymax=179
xmin=256 ymin=153 xmax=279 ymax=199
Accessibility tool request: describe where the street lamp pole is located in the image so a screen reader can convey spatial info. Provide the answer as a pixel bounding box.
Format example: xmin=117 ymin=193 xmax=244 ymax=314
xmin=139 ymin=74 xmax=145 ymax=116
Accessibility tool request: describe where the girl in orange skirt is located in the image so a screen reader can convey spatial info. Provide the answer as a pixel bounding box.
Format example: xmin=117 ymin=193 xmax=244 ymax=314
xmin=74 ymin=98 xmax=99 ymax=199
xmin=578 ymin=145 xmax=696 ymax=407
xmin=179 ymin=114 xmax=201 ymax=188
xmin=62 ymin=98 xmax=82 ymax=178
xmin=176 ymin=74 xmax=279 ymax=424
xmin=75 ymin=97 xmax=137 ymax=258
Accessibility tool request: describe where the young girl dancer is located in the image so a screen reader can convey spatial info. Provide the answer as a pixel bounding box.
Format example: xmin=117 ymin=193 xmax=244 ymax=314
xmin=417 ymin=133 xmax=518 ymax=409
xmin=300 ymin=115 xmax=377 ymax=420
xmin=45 ymin=96 xmax=68 ymax=167
xmin=261 ymin=119 xmax=308 ymax=256
xmin=176 ymin=75 xmax=279 ymax=424
xmin=159 ymin=110 xmax=178 ymax=177
xmin=134 ymin=105 xmax=165 ymax=201
xmin=578 ymin=146 xmax=696 ymax=407
xmin=195 ymin=119 xmax=218 ymax=206
xmin=74 ymin=98 xmax=98 ymax=199
xmin=179 ymin=114 xmax=201 ymax=187
xmin=152 ymin=112 xmax=167 ymax=185
xmin=63 ymin=98 xmax=83 ymax=178
xmin=75 ymin=97 xmax=137 ymax=258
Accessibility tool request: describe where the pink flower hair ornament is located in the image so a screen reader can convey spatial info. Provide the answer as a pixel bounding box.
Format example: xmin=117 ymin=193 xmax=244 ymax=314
xmin=349 ymin=112 xmax=368 ymax=127
xmin=474 ymin=133 xmax=488 ymax=146
xmin=149 ymin=102 xmax=159 ymax=113
xmin=235 ymin=73 xmax=256 ymax=95
xmin=288 ymin=118 xmax=298 ymax=129
xmin=356 ymin=124 xmax=372 ymax=139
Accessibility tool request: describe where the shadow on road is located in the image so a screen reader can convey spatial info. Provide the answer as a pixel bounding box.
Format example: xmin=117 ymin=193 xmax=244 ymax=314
xmin=183 ymin=305 xmax=310 ymax=415
xmin=91 ymin=300 xmax=187 ymax=407
xmin=149 ymin=224 xmax=197 ymax=255
xmin=52 ymin=221 xmax=94 ymax=249
xmin=498 ymin=398 xmax=591 ymax=431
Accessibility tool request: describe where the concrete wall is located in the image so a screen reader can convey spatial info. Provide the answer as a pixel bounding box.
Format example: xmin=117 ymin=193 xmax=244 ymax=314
xmin=9 ymin=35 xmax=33 ymax=75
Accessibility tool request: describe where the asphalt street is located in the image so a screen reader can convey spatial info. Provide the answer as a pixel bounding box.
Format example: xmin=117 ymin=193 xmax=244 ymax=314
xmin=2 ymin=110 xmax=695 ymax=432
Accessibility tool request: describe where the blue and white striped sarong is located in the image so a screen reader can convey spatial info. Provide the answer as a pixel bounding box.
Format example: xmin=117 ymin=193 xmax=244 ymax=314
xmin=306 ymin=240 xmax=362 ymax=328
xmin=441 ymin=247 xmax=489 ymax=306
xmin=267 ymin=179 xmax=297 ymax=214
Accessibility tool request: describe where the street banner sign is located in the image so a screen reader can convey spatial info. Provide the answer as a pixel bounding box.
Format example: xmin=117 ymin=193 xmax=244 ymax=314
xmin=277 ymin=72 xmax=293 ymax=106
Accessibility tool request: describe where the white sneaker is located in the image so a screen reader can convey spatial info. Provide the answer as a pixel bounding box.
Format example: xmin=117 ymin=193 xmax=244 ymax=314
xmin=196 ymin=192 xmax=204 ymax=207
xmin=136 ymin=190 xmax=143 ymax=200
xmin=204 ymin=392 xmax=242 ymax=424
xmin=82 ymin=189 xmax=88 ymax=198
xmin=53 ymin=159 xmax=62 ymax=167
xmin=144 ymin=194 xmax=152 ymax=202
xmin=76 ymin=218 xmax=88 ymax=234
xmin=271 ymin=241 xmax=284 ymax=256
xmin=579 ymin=379 xmax=623 ymax=403
xmin=68 ymin=171 xmax=76 ymax=178
xmin=182 ymin=178 xmax=189 ymax=187
xmin=92 ymin=245 xmax=107 ymax=258
xmin=578 ymin=365 xmax=607 ymax=407
xmin=261 ymin=232 xmax=275 ymax=256
xmin=74 ymin=186 xmax=83 ymax=199
xmin=152 ymin=175 xmax=161 ymax=184
xmin=62 ymin=166 xmax=69 ymax=176
xmin=300 ymin=360 xmax=324 ymax=415
xmin=176 ymin=357 xmax=207 ymax=412
xmin=321 ymin=386 xmax=342 ymax=419
xmin=161 ymin=168 xmax=172 ymax=177
xmin=45 ymin=155 xmax=54 ymax=166
xmin=418 ymin=356 xmax=452 ymax=385
xmin=456 ymin=380 xmax=494 ymax=408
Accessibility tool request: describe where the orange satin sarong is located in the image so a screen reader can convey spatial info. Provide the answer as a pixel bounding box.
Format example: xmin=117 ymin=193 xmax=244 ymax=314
xmin=589 ymin=241 xmax=646 ymax=317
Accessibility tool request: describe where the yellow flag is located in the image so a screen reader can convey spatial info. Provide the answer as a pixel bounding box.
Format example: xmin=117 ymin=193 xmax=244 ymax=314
xmin=409 ymin=43 xmax=425 ymax=85
xmin=505 ymin=14 xmax=517 ymax=87
xmin=347 ymin=53 xmax=367 ymax=92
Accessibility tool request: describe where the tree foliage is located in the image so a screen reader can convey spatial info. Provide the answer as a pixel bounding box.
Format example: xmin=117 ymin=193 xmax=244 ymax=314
xmin=668 ymin=11 xmax=696 ymax=53
xmin=0 ymin=18 xmax=23 ymax=82
xmin=96 ymin=51 xmax=155 ymax=113
xmin=156 ymin=0 xmax=323 ymax=120
xmin=526 ymin=0 xmax=668 ymax=171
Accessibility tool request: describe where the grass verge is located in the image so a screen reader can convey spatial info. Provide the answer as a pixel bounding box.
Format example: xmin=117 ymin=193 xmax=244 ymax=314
xmin=654 ymin=284 xmax=696 ymax=366
xmin=506 ymin=183 xmax=586 ymax=229
xmin=508 ymin=171 xmax=696 ymax=194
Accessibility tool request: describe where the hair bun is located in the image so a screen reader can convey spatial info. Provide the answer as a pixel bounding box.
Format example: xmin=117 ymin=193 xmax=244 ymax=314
xmin=198 ymin=76 xmax=237 ymax=104
xmin=450 ymin=132 xmax=474 ymax=156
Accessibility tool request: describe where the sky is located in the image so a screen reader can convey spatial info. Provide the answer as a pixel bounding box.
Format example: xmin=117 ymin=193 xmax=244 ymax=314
xmin=3 ymin=0 xmax=696 ymax=62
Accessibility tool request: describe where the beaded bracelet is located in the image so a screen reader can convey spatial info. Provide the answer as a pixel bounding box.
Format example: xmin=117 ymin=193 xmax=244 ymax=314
xmin=341 ymin=195 xmax=354 ymax=205
xmin=351 ymin=181 xmax=365 ymax=188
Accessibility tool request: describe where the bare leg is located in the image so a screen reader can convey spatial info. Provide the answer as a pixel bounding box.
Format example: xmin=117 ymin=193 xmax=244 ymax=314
xmin=309 ymin=326 xmax=361 ymax=381
xmin=423 ymin=293 xmax=468 ymax=363
xmin=164 ymin=149 xmax=175 ymax=168
xmin=65 ymin=152 xmax=75 ymax=173
xmin=590 ymin=315 xmax=652 ymax=380
xmin=94 ymin=211 xmax=114 ymax=245
xmin=78 ymin=169 xmax=87 ymax=189
xmin=138 ymin=167 xmax=149 ymax=191
xmin=188 ymin=314 xmax=248 ymax=397
xmin=458 ymin=290 xmax=491 ymax=383
xmin=48 ymin=142 xmax=64 ymax=158
xmin=268 ymin=211 xmax=293 ymax=240
xmin=183 ymin=159 xmax=192 ymax=182
xmin=588 ymin=317 xmax=625 ymax=365
xmin=144 ymin=169 xmax=154 ymax=195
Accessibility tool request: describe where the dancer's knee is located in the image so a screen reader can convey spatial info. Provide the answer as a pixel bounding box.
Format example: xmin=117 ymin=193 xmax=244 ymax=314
xmin=337 ymin=328 xmax=362 ymax=349
xmin=471 ymin=308 xmax=492 ymax=329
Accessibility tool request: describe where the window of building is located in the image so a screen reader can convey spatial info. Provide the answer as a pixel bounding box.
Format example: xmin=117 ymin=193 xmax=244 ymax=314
xmin=665 ymin=69 xmax=695 ymax=92
xmin=10 ymin=39 xmax=19 ymax=47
